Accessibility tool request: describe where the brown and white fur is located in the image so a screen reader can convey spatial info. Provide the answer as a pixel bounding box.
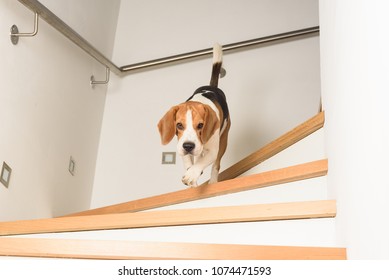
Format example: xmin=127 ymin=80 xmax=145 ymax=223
xmin=158 ymin=44 xmax=230 ymax=187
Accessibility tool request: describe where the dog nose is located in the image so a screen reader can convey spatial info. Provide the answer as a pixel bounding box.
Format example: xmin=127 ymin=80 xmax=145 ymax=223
xmin=183 ymin=142 xmax=195 ymax=153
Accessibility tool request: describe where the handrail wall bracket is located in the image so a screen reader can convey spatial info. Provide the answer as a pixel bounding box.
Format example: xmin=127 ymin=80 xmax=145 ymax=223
xmin=90 ymin=67 xmax=110 ymax=86
xmin=10 ymin=12 xmax=39 ymax=45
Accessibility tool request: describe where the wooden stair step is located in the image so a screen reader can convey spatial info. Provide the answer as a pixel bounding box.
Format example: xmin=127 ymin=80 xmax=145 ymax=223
xmin=0 ymin=238 xmax=346 ymax=260
xmin=216 ymin=111 xmax=325 ymax=183
xmin=68 ymin=111 xmax=324 ymax=217
xmin=66 ymin=159 xmax=328 ymax=217
xmin=0 ymin=200 xmax=336 ymax=236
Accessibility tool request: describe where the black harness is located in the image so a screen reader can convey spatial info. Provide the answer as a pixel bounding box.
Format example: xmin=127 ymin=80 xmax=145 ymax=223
xmin=186 ymin=86 xmax=229 ymax=124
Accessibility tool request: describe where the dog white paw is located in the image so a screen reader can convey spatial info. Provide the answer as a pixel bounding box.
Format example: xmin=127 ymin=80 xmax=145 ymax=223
xmin=208 ymin=177 xmax=218 ymax=185
xmin=182 ymin=167 xmax=202 ymax=187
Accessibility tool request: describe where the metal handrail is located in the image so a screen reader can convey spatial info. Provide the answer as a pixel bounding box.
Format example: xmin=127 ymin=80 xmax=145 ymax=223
xmin=17 ymin=0 xmax=122 ymax=75
xmin=17 ymin=0 xmax=319 ymax=76
xmin=121 ymin=26 xmax=319 ymax=73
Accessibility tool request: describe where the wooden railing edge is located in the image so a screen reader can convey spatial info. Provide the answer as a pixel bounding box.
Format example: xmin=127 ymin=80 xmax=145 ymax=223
xmin=66 ymin=111 xmax=325 ymax=217
xmin=0 ymin=200 xmax=336 ymax=236
xmin=0 ymin=237 xmax=346 ymax=260
xmin=65 ymin=158 xmax=327 ymax=217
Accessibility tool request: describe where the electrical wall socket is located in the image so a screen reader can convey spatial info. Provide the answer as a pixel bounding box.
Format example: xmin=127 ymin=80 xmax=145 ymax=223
xmin=162 ymin=152 xmax=176 ymax=164
xmin=68 ymin=157 xmax=76 ymax=176
xmin=0 ymin=162 xmax=12 ymax=188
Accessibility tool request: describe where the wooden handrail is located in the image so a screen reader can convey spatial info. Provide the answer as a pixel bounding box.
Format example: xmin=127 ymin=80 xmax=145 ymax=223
xmin=0 ymin=200 xmax=336 ymax=236
xmin=66 ymin=159 xmax=327 ymax=217
xmin=0 ymin=238 xmax=346 ymax=260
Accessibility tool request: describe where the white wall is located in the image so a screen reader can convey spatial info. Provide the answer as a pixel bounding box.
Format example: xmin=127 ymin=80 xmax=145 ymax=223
xmin=39 ymin=0 xmax=120 ymax=59
xmin=92 ymin=0 xmax=321 ymax=208
xmin=320 ymin=0 xmax=389 ymax=259
xmin=0 ymin=0 xmax=119 ymax=221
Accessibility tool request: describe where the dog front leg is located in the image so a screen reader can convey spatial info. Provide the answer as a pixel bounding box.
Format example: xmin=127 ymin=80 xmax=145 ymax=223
xmin=182 ymin=154 xmax=193 ymax=170
xmin=209 ymin=160 xmax=220 ymax=184
xmin=182 ymin=150 xmax=217 ymax=187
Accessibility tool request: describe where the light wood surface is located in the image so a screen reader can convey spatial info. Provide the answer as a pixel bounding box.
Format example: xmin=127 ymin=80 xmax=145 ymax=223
xmin=0 ymin=238 xmax=346 ymax=260
xmin=0 ymin=200 xmax=336 ymax=236
xmin=216 ymin=111 xmax=324 ymax=182
xmin=66 ymin=159 xmax=327 ymax=217
xmin=0 ymin=111 xmax=338 ymax=260
xmin=67 ymin=112 xmax=324 ymax=217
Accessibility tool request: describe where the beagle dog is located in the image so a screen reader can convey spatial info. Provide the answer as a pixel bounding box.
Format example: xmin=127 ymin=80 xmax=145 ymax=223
xmin=158 ymin=44 xmax=230 ymax=187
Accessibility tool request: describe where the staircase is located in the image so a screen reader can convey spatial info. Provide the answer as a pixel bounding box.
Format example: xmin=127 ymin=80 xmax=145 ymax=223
xmin=0 ymin=111 xmax=347 ymax=260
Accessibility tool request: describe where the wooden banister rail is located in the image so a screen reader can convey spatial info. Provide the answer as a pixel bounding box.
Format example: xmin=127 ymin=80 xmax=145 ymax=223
xmin=65 ymin=159 xmax=327 ymax=217
xmin=0 ymin=238 xmax=346 ymax=260
xmin=0 ymin=200 xmax=336 ymax=236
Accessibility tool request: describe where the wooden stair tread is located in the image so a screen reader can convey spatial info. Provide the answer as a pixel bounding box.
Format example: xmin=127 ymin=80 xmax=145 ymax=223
xmin=0 ymin=113 xmax=332 ymax=260
xmin=67 ymin=112 xmax=324 ymax=217
xmin=0 ymin=238 xmax=346 ymax=260
xmin=216 ymin=111 xmax=324 ymax=182
xmin=66 ymin=159 xmax=327 ymax=217
xmin=0 ymin=200 xmax=336 ymax=236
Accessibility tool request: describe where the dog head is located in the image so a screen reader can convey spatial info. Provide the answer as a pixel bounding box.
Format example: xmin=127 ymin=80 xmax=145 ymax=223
xmin=158 ymin=101 xmax=219 ymax=156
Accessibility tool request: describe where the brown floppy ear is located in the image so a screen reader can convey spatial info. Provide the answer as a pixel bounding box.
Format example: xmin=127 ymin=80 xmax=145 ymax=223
xmin=158 ymin=106 xmax=178 ymax=145
xmin=201 ymin=105 xmax=219 ymax=144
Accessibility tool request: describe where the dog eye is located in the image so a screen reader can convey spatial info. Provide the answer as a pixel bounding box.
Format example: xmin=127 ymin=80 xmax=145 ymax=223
xmin=197 ymin=123 xmax=204 ymax=129
xmin=176 ymin=123 xmax=184 ymax=130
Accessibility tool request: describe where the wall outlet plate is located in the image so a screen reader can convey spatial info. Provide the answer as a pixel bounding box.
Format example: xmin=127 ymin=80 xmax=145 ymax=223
xmin=0 ymin=162 xmax=12 ymax=188
xmin=68 ymin=157 xmax=76 ymax=176
xmin=162 ymin=152 xmax=176 ymax=164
